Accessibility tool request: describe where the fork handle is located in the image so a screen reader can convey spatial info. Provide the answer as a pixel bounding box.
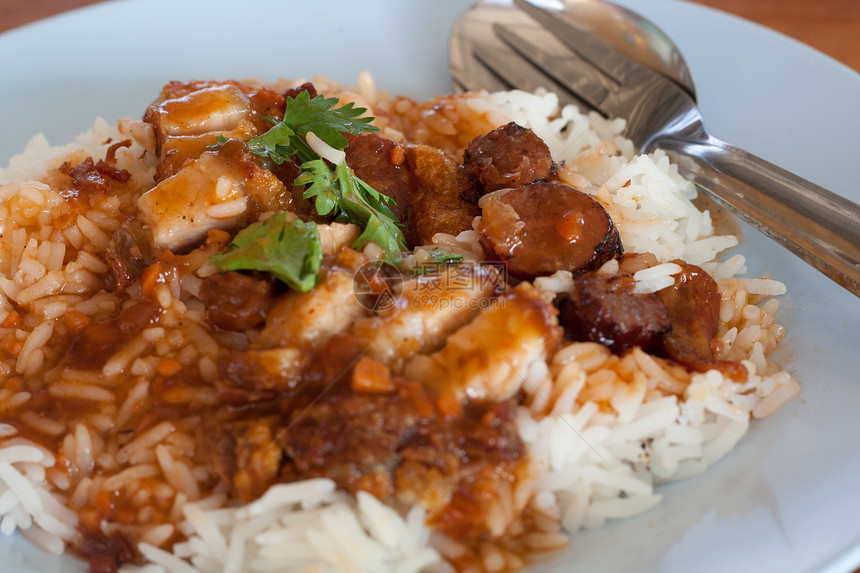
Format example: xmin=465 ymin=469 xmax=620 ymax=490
xmin=658 ymin=134 xmax=860 ymax=297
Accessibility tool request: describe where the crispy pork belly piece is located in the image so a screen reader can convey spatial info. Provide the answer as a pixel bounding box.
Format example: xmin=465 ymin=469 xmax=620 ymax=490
xmin=155 ymin=122 xmax=257 ymax=180
xmin=146 ymin=83 xmax=254 ymax=145
xmin=144 ymin=82 xmax=284 ymax=181
xmin=137 ymin=151 xmax=247 ymax=252
xmin=316 ymin=222 xmax=360 ymax=255
xmin=136 ymin=142 xmax=289 ymax=253
xmin=281 ymin=380 xmax=429 ymax=498
xmin=405 ymin=282 xmax=561 ymax=403
xmin=352 ymin=263 xmax=501 ymax=371
xmin=217 ymin=249 xmax=370 ymax=393
xmin=344 ymin=133 xmax=413 ymax=242
xmin=200 ymin=418 xmax=283 ymax=503
xmin=346 ymin=133 xmax=489 ymax=248
xmin=403 ymin=143 xmax=480 ymax=245
xmin=254 ymin=248 xmax=370 ymax=350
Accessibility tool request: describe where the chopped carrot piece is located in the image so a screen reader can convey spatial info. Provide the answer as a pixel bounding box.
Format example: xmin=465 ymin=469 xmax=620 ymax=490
xmin=403 ymin=380 xmax=435 ymax=419
xmin=2 ymin=338 xmax=23 ymax=357
xmin=64 ymin=310 xmax=92 ymax=333
xmin=156 ymin=358 xmax=183 ymax=377
xmin=390 ymin=145 xmax=406 ymax=166
xmin=437 ymin=389 xmax=463 ymax=418
xmin=351 ymin=356 xmax=395 ymax=394
xmin=2 ymin=311 xmax=20 ymax=329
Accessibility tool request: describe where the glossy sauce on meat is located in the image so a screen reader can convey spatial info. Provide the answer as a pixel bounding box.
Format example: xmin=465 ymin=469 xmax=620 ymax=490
xmin=344 ymin=133 xmax=414 ymax=243
xmin=463 ymin=122 xmax=554 ymax=199
xmin=478 ymin=182 xmax=622 ymax=279
xmin=199 ymin=332 xmax=525 ymax=540
xmin=402 ymin=143 xmax=480 ymax=245
xmin=0 ymin=76 xmax=770 ymax=573
xmin=657 ymin=261 xmax=747 ymax=380
xmin=199 ymin=271 xmax=276 ymax=331
xmin=558 ymin=272 xmax=670 ymax=354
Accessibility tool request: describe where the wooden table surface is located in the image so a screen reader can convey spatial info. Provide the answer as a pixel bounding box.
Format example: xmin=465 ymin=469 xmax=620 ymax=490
xmin=1 ymin=0 xmax=859 ymax=73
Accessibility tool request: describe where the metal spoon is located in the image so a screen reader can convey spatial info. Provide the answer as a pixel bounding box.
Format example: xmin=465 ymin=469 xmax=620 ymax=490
xmin=449 ymin=0 xmax=860 ymax=297
xmin=450 ymin=0 xmax=697 ymax=102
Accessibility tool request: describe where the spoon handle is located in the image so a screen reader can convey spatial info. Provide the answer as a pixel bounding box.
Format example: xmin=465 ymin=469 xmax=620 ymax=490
xmin=658 ymin=134 xmax=860 ymax=297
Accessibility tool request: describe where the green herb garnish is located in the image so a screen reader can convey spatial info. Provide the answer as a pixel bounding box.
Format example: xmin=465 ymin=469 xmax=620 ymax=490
xmin=237 ymin=91 xmax=406 ymax=262
xmin=245 ymin=90 xmax=378 ymax=164
xmin=297 ymin=160 xmax=406 ymax=263
xmin=210 ymin=213 xmax=322 ymax=293
xmin=426 ymin=248 xmax=465 ymax=264
xmin=411 ymin=248 xmax=465 ymax=275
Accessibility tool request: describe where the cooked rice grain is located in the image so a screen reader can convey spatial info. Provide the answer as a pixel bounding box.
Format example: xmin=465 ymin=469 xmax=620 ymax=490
xmin=0 ymin=77 xmax=799 ymax=573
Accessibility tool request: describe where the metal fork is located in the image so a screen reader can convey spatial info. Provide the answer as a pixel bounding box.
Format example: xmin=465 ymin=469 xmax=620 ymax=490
xmin=451 ymin=0 xmax=860 ymax=298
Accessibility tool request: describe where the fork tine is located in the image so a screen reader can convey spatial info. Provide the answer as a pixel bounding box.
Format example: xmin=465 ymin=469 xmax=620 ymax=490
xmin=512 ymin=0 xmax=652 ymax=85
xmin=492 ymin=23 xmax=613 ymax=113
xmin=471 ymin=43 xmax=596 ymax=111
xmin=450 ymin=61 xmax=510 ymax=95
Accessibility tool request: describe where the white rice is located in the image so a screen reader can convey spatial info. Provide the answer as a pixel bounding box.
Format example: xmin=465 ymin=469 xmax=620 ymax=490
xmin=121 ymin=480 xmax=439 ymax=573
xmin=0 ymin=81 xmax=797 ymax=573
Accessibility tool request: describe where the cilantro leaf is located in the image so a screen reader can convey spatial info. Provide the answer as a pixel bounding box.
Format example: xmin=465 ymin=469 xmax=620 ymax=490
xmin=210 ymin=213 xmax=322 ymax=293
xmin=231 ymin=89 xmax=405 ymax=264
xmin=411 ymin=248 xmax=465 ymax=275
xmin=296 ymin=159 xmax=339 ymax=217
xmin=426 ymin=248 xmax=465 ymax=264
xmin=297 ymin=160 xmax=406 ymax=263
xmin=283 ymin=90 xmax=378 ymax=149
xmin=245 ymin=122 xmax=298 ymax=164
xmin=244 ymin=91 xmax=378 ymax=164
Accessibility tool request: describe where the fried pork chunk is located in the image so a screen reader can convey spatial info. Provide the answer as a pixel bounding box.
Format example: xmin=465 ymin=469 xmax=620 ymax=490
xmin=352 ymin=263 xmax=502 ymax=372
xmin=405 ymin=282 xmax=562 ymax=402
xmin=136 ymin=142 xmax=291 ymax=252
xmin=217 ymin=248 xmax=370 ymax=393
xmin=145 ymin=82 xmax=258 ymax=179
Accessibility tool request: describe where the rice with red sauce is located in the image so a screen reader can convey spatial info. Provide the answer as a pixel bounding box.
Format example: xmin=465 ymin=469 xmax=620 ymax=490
xmin=0 ymin=73 xmax=797 ymax=573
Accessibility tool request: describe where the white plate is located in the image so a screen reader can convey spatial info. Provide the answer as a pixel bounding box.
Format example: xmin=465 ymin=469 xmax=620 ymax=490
xmin=1 ymin=1 xmax=859 ymax=572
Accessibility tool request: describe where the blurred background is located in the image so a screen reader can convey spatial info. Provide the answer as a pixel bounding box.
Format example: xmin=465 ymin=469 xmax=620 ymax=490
xmin=1 ymin=0 xmax=858 ymax=73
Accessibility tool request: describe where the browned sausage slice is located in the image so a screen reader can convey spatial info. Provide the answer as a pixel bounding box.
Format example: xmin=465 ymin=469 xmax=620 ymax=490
xmin=478 ymin=181 xmax=621 ymax=279
xmin=344 ymin=133 xmax=413 ymax=245
xmin=558 ymin=272 xmax=670 ymax=354
xmin=463 ymin=122 xmax=554 ymax=199
xmin=657 ymin=261 xmax=747 ymax=380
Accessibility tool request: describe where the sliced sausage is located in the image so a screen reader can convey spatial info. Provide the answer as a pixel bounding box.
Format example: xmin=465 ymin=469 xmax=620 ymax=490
xmin=478 ymin=181 xmax=621 ymax=280
xmin=657 ymin=261 xmax=747 ymax=380
xmin=344 ymin=133 xmax=413 ymax=244
xmin=463 ymin=122 xmax=554 ymax=199
xmin=558 ymin=272 xmax=670 ymax=354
